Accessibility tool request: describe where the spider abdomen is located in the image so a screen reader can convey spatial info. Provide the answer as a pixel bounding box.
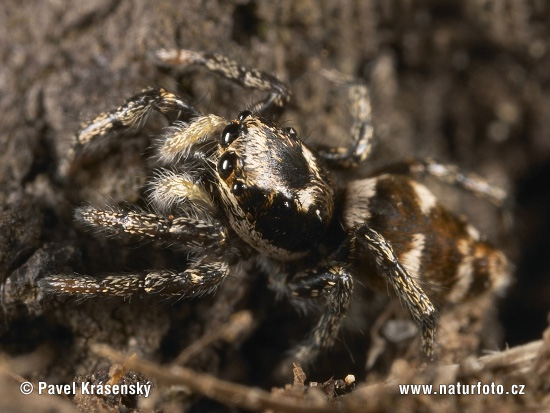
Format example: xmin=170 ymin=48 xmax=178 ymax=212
xmin=344 ymin=174 xmax=511 ymax=302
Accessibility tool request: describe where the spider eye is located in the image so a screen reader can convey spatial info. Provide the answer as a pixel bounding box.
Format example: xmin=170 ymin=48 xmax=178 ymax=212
xmin=284 ymin=127 xmax=297 ymax=139
xmin=220 ymin=123 xmax=240 ymax=148
xmin=231 ymin=181 xmax=247 ymax=195
xmin=238 ymin=110 xmax=252 ymax=121
xmin=217 ymin=152 xmax=238 ymax=179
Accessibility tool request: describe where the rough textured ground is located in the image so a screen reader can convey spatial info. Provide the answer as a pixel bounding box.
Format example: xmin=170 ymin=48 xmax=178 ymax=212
xmin=1 ymin=0 xmax=550 ymax=411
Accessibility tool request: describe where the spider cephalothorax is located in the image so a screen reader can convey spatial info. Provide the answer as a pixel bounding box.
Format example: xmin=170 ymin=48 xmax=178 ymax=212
xmin=39 ymin=49 xmax=511 ymax=367
xmin=214 ymin=112 xmax=335 ymax=259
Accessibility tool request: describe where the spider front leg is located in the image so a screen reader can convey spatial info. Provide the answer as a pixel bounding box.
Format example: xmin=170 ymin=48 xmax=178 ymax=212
xmin=354 ymin=226 xmax=438 ymax=359
xmin=278 ymin=265 xmax=354 ymax=366
xmin=61 ymin=88 xmax=204 ymax=177
xmin=76 ymin=88 xmax=199 ymax=147
xmin=153 ymin=49 xmax=290 ymax=115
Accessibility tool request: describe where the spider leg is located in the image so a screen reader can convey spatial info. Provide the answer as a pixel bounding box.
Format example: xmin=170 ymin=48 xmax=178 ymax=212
xmin=282 ymin=265 xmax=354 ymax=365
xmin=153 ymin=48 xmax=290 ymax=115
xmin=317 ymin=70 xmax=374 ymax=169
xmin=38 ymin=258 xmax=229 ymax=298
xmin=354 ymin=225 xmax=438 ymax=359
xmin=41 ymin=184 xmax=231 ymax=298
xmin=76 ymin=88 xmax=200 ymax=147
xmin=375 ymin=158 xmax=508 ymax=208
xmin=74 ymin=206 xmax=227 ymax=253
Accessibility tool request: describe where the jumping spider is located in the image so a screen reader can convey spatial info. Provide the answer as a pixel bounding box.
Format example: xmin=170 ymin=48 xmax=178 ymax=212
xmin=40 ymin=49 xmax=511 ymax=366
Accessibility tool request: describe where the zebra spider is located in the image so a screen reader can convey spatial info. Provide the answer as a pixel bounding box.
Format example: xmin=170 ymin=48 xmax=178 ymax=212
xmin=39 ymin=49 xmax=511 ymax=366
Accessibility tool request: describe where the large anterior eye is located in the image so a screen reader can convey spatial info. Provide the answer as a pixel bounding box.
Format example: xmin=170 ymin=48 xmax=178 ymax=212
xmin=217 ymin=152 xmax=238 ymax=180
xmin=220 ymin=123 xmax=240 ymax=147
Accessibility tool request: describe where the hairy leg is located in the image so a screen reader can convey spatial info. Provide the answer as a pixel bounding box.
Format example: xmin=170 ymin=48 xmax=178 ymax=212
xmin=376 ymin=158 xmax=508 ymax=208
xmin=355 ymin=225 xmax=438 ymax=359
xmin=281 ymin=265 xmax=354 ymax=365
xmin=76 ymin=88 xmax=199 ymax=147
xmin=317 ymin=70 xmax=375 ymax=169
xmin=61 ymin=88 xmax=202 ymax=177
xmin=153 ymin=48 xmax=290 ymax=115
xmin=74 ymin=206 xmax=227 ymax=253
xmin=39 ymin=259 xmax=229 ymax=298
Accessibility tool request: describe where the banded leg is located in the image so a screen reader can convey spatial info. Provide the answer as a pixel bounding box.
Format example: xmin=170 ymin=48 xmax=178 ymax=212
xmin=75 ymin=206 xmax=227 ymax=253
xmin=38 ymin=259 xmax=229 ymax=298
xmin=61 ymin=88 xmax=200 ymax=177
xmin=284 ymin=265 xmax=354 ymax=365
xmin=318 ymin=69 xmax=374 ymax=169
xmin=376 ymin=158 xmax=508 ymax=208
xmin=76 ymin=88 xmax=199 ymax=147
xmin=153 ymin=49 xmax=290 ymax=115
xmin=355 ymin=226 xmax=438 ymax=359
